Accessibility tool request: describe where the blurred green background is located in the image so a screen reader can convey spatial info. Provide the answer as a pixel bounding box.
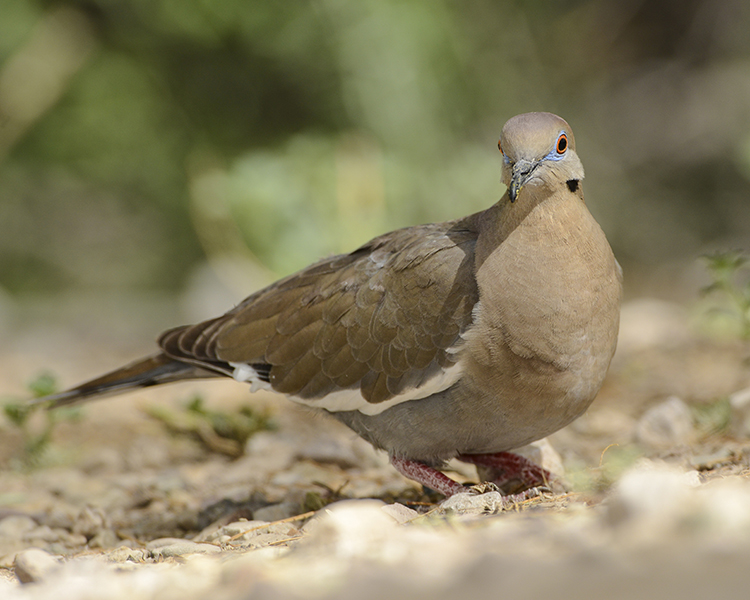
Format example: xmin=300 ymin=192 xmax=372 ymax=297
xmin=1 ymin=0 xmax=749 ymax=333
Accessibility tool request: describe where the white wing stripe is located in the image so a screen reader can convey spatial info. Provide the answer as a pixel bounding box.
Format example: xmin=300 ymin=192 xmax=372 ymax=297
xmin=229 ymin=361 xmax=463 ymax=416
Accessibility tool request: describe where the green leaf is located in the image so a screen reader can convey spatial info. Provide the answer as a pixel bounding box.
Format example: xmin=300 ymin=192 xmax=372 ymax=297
xmin=27 ymin=372 xmax=58 ymax=399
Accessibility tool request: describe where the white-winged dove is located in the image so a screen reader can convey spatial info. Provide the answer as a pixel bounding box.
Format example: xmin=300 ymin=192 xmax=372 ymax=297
xmin=38 ymin=112 xmax=622 ymax=497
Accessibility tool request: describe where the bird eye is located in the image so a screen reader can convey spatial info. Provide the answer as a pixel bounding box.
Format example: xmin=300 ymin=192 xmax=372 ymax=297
xmin=497 ymin=140 xmax=503 ymax=154
xmin=556 ymin=133 xmax=568 ymax=154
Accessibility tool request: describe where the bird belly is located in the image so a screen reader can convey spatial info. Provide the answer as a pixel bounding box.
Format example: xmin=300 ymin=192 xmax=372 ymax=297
xmin=330 ymin=323 xmax=614 ymax=463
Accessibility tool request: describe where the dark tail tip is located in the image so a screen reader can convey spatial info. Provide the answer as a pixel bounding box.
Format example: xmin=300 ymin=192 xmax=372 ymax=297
xmin=31 ymin=354 xmax=209 ymax=409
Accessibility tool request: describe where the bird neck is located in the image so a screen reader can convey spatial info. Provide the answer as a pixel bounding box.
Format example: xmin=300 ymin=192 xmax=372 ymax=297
xmin=474 ymin=184 xmax=566 ymax=268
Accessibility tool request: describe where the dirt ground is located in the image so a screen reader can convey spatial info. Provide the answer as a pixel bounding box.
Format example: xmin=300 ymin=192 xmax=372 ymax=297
xmin=2 ymin=293 xmax=750 ymax=599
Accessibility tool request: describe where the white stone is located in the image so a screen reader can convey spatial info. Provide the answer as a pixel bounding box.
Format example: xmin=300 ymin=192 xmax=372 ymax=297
xmin=438 ymin=491 xmax=507 ymax=515
xmin=380 ymin=503 xmax=419 ymax=524
xmin=514 ymin=438 xmax=565 ymax=477
xmin=605 ymin=460 xmax=701 ymax=527
xmin=14 ymin=548 xmax=60 ymax=583
xmin=635 ymin=396 xmax=695 ymax=448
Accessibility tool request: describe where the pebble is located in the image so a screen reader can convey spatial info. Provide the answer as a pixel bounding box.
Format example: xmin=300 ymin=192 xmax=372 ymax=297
xmin=689 ymin=448 xmax=736 ymax=471
xmin=300 ymin=500 xmax=397 ymax=559
xmin=253 ymin=502 xmax=299 ymax=523
xmin=72 ymin=506 xmax=108 ymax=538
xmin=146 ymin=539 xmax=221 ymax=559
xmin=14 ymin=548 xmax=60 ymax=583
xmin=438 ymin=491 xmax=507 ymax=516
xmin=7 ymin=464 xmax=750 ymax=599
xmin=635 ymin=396 xmax=695 ymax=448
xmin=105 ymin=547 xmax=146 ymax=563
xmin=513 ymin=438 xmax=565 ymax=477
xmin=195 ymin=520 xmax=264 ymax=543
xmin=43 ymin=505 xmax=79 ymax=531
xmin=380 ymin=503 xmax=418 ymax=524
xmin=195 ymin=519 xmax=299 ymax=547
xmin=0 ymin=515 xmax=38 ymax=538
xmin=604 ymin=460 xmax=701 ymax=529
xmin=89 ymin=529 xmax=120 ymax=549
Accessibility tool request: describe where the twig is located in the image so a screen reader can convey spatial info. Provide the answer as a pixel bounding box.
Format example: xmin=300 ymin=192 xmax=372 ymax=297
xmin=227 ymin=510 xmax=316 ymax=541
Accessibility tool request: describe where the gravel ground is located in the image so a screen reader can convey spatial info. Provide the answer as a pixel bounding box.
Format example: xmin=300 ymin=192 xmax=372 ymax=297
xmin=2 ymin=296 xmax=750 ymax=599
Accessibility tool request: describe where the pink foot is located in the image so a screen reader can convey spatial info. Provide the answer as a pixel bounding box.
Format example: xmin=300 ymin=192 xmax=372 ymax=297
xmin=391 ymin=456 xmax=467 ymax=497
xmin=457 ymin=452 xmax=552 ymax=494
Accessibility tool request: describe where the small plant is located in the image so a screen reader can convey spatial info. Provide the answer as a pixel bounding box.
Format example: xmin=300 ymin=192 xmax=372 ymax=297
xmin=701 ymin=250 xmax=750 ymax=339
xmin=565 ymin=444 xmax=643 ymax=493
xmin=2 ymin=372 xmax=82 ymax=469
xmin=144 ymin=394 xmax=275 ymax=458
xmin=691 ymin=396 xmax=732 ymax=439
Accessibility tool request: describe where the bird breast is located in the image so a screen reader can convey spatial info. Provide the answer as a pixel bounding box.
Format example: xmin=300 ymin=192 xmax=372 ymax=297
xmin=463 ymin=194 xmax=622 ymax=436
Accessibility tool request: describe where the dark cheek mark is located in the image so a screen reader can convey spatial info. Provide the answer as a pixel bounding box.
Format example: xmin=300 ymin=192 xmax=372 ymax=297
xmin=566 ymin=179 xmax=579 ymax=193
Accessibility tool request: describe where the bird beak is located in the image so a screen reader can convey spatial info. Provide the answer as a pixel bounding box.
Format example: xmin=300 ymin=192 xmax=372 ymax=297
xmin=508 ymin=159 xmax=539 ymax=202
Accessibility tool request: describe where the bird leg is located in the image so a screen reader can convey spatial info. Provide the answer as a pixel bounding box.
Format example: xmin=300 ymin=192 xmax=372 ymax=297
xmin=390 ymin=455 xmax=550 ymax=503
xmin=457 ymin=452 xmax=553 ymax=495
xmin=390 ymin=457 xmax=469 ymax=497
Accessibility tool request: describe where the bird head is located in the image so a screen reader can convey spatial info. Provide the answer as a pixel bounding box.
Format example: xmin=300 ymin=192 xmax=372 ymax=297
xmin=497 ymin=112 xmax=585 ymax=203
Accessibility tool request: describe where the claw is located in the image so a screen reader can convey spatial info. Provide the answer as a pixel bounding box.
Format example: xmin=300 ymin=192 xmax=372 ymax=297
xmin=464 ymin=482 xmax=500 ymax=495
xmin=458 ymin=451 xmax=554 ymax=494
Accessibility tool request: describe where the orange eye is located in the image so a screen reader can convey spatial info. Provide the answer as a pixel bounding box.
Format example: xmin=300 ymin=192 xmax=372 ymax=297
xmin=556 ymin=133 xmax=568 ymax=154
xmin=497 ymin=140 xmax=503 ymax=154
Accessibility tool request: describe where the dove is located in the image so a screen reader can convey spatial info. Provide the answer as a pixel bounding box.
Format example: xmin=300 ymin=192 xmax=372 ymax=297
xmin=37 ymin=112 xmax=622 ymax=497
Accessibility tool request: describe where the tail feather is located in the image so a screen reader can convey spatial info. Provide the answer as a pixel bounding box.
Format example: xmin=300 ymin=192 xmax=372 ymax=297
xmin=33 ymin=353 xmax=220 ymax=409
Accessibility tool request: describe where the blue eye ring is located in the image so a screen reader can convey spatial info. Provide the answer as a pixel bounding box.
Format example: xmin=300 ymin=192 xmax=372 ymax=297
xmin=498 ymin=140 xmax=510 ymax=164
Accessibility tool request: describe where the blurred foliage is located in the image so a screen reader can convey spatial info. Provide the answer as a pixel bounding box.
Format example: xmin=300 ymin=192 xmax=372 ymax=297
xmin=0 ymin=0 xmax=749 ymax=300
xmin=566 ymin=443 xmax=643 ymax=493
xmin=144 ymin=394 xmax=275 ymax=458
xmin=690 ymin=396 xmax=732 ymax=438
xmin=700 ymin=250 xmax=750 ymax=339
xmin=2 ymin=372 xmax=83 ymax=469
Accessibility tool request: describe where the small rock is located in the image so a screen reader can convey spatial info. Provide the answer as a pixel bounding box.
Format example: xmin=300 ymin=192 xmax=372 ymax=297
xmin=147 ymin=539 xmax=221 ymax=558
xmin=635 ymin=396 xmax=695 ymax=448
xmin=438 ymin=492 xmax=507 ymax=516
xmin=88 ymin=529 xmax=120 ymax=549
xmin=228 ymin=531 xmax=298 ymax=550
xmin=689 ymin=448 xmax=736 ymax=471
xmin=14 ymin=548 xmax=60 ymax=583
xmin=380 ymin=503 xmax=418 ymax=524
xmin=196 ymin=519 xmax=298 ymax=544
xmin=146 ymin=537 xmax=189 ymax=549
xmin=514 ymin=438 xmax=565 ymax=478
xmin=253 ymin=502 xmax=299 ymax=523
xmin=697 ymin=478 xmax=750 ymax=531
xmin=22 ymin=525 xmax=58 ymax=543
xmin=197 ymin=520 xmax=267 ymax=543
xmin=0 ymin=515 xmax=38 ymax=538
xmin=106 ymin=547 xmax=145 ymax=563
xmin=73 ymin=506 xmax=108 ymax=538
xmin=61 ymin=533 xmax=89 ymax=549
xmin=42 ymin=506 xmax=78 ymax=531
xmin=301 ymin=500 xmax=396 ymax=558
xmin=605 ymin=460 xmax=701 ymax=528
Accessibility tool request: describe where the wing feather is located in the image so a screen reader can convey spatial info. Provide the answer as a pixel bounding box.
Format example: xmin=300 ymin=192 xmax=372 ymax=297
xmin=158 ymin=218 xmax=481 ymax=412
